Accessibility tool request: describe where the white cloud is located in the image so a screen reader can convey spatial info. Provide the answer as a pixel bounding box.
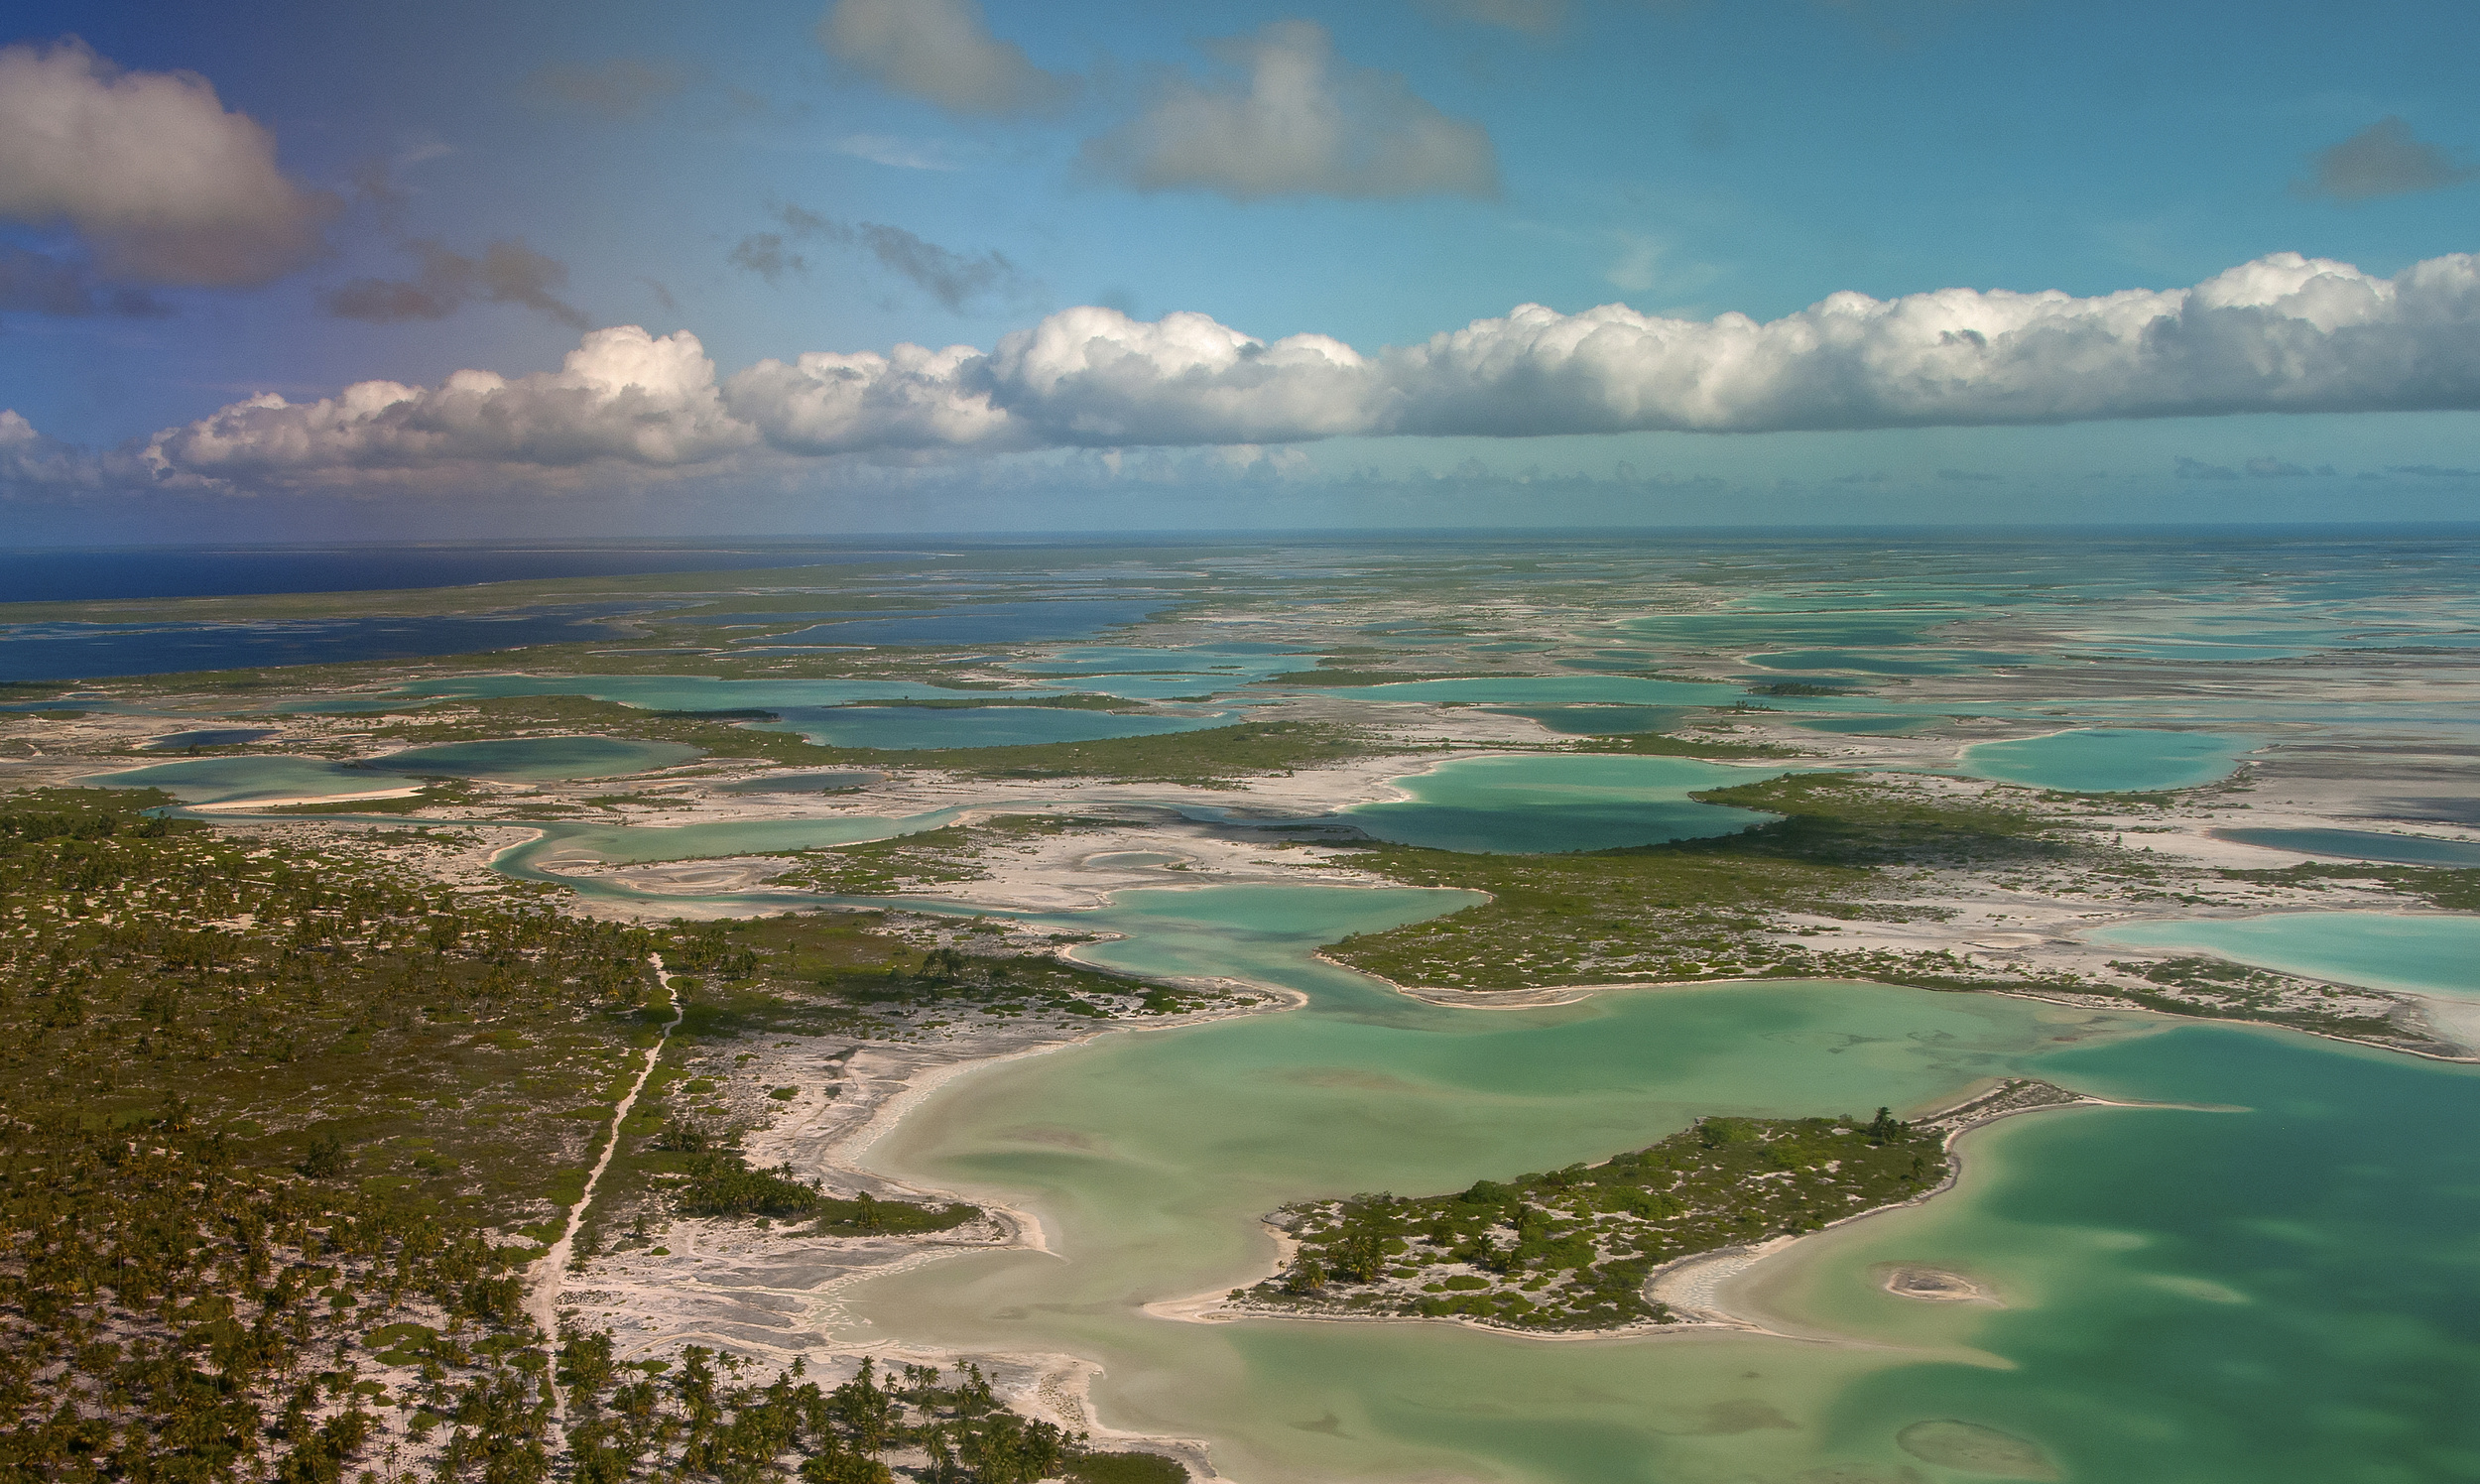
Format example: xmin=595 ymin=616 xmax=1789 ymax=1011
xmin=1084 ymin=21 xmax=1497 ymax=201
xmin=816 ymin=0 xmax=1072 ymax=116
xmin=0 ymin=38 xmax=336 ymax=288
xmin=146 ymin=326 xmax=751 ymax=482
xmin=20 ymin=249 xmax=2473 ymax=496
xmin=726 ymin=343 xmax=1016 ymax=455
xmin=979 ymin=306 xmax=1380 ymax=444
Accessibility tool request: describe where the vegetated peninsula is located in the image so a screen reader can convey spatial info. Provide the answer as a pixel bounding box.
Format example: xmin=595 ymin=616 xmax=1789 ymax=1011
xmin=1230 ymin=1080 xmax=2089 ymax=1334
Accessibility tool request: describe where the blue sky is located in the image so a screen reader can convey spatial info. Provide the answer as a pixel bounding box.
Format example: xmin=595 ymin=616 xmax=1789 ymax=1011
xmin=3 ymin=0 xmax=2476 ymax=539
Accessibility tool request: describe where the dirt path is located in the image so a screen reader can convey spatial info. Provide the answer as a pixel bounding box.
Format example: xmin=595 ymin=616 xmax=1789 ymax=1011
xmin=528 ymin=953 xmax=684 ymax=1346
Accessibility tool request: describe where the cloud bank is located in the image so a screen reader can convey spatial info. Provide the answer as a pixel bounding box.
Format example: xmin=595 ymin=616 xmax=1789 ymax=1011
xmin=0 ymin=38 xmax=335 ymax=288
xmin=12 ymin=251 xmax=2480 ymax=494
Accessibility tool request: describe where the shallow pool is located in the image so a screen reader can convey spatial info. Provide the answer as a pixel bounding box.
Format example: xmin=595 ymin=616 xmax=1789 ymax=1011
xmin=1342 ymin=753 xmax=1785 ymax=854
xmin=1956 ymin=728 xmax=2256 ymax=793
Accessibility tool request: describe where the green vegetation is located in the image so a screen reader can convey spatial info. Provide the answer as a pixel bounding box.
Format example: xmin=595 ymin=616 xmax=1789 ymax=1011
xmin=2221 ymin=861 xmax=2480 ymax=912
xmin=937 ymin=720 xmax=1394 ymax=787
xmin=1572 ymin=730 xmax=1807 ymax=759
xmin=0 ymin=787 xmax=1206 ymax=1480
xmin=0 ymin=789 xmax=661 ymax=1229
xmin=1245 ymin=1109 xmax=1948 ymax=1332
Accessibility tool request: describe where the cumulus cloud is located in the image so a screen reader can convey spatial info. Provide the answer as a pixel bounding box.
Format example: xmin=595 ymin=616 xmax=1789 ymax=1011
xmin=2297 ymin=117 xmax=2474 ymax=202
xmin=524 ymin=58 xmax=693 ymax=120
xmin=816 ymin=0 xmax=1072 ymax=116
xmin=320 ymin=239 xmax=589 ymax=328
xmin=1084 ymin=21 xmax=1497 ymax=201
xmin=730 ymin=204 xmax=1021 ymax=311
xmin=0 ymin=38 xmax=335 ymax=287
xmin=145 ymin=326 xmax=751 ymax=483
xmin=58 ymin=249 xmax=2480 ymax=495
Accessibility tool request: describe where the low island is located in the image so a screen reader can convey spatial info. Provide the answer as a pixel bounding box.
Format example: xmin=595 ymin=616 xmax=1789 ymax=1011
xmin=1228 ymin=1079 xmax=2090 ymax=1333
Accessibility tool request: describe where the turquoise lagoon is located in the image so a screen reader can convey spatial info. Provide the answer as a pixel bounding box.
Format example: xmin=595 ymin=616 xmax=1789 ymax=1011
xmin=88 ymin=734 xmax=704 ymax=802
xmin=837 ymin=884 xmax=2480 ymax=1483
xmin=1956 ymin=728 xmax=2256 ymax=793
xmin=2213 ymin=827 xmax=2480 ymax=868
xmin=2089 ymin=911 xmax=2480 ymax=999
xmin=81 ymin=755 xmax=412 ymax=804
xmin=1341 ymin=754 xmax=1784 ymax=854
xmin=492 ymin=807 xmax=968 ymax=879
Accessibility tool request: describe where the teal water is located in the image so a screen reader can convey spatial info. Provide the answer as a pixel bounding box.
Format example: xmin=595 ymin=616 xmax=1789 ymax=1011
xmin=367 ymin=735 xmax=702 ymax=781
xmin=750 ymin=705 xmax=1232 ymax=750
xmin=1798 ymin=1027 xmax=2480 ymax=1484
xmin=493 ymin=808 xmax=968 ymax=878
xmin=1480 ymin=704 xmax=1695 ymax=735
xmin=831 ymin=884 xmax=2480 ymax=1484
xmin=2214 ymin=827 xmax=2480 ymax=868
xmin=2089 ymin=912 xmax=2480 ymax=998
xmin=1957 ymin=729 xmax=2256 ymax=793
xmin=1343 ymin=754 xmax=1785 ymax=854
xmin=1315 ymin=677 xmax=1746 ymax=707
xmin=1745 ymin=648 xmax=2031 ymax=676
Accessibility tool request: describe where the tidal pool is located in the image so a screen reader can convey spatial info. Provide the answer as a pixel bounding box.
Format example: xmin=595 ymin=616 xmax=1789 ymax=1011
xmin=836 ymin=886 xmax=2480 ymax=1484
xmin=2213 ymin=826 xmax=2480 ymax=868
xmin=2088 ymin=911 xmax=2480 ymax=1000
xmin=80 ymin=755 xmax=411 ymax=804
xmin=1479 ymin=704 xmax=1695 ymax=735
xmin=1342 ymin=754 xmax=1785 ymax=854
xmin=493 ymin=807 xmax=969 ymax=880
xmin=1956 ymin=728 xmax=2255 ymax=793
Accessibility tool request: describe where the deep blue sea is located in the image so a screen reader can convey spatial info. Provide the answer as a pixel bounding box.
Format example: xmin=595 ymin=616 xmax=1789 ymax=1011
xmin=0 ymin=543 xmax=894 ymax=602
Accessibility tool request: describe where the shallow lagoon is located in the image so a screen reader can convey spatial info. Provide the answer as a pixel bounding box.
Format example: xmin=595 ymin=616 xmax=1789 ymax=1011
xmin=828 ymin=884 xmax=2480 ymax=1484
xmin=2213 ymin=826 xmax=2480 ymax=868
xmin=1342 ymin=754 xmax=1784 ymax=854
xmin=87 ymin=734 xmax=706 ymax=801
xmin=1956 ymin=728 xmax=2255 ymax=793
xmin=2089 ymin=911 xmax=2480 ymax=999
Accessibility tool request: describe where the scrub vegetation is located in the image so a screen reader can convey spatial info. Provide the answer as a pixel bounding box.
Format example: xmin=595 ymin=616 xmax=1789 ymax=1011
xmin=1323 ymin=772 xmax=2442 ymax=1049
xmin=0 ymin=788 xmax=1205 ymax=1481
xmin=1241 ymin=1109 xmax=1949 ymax=1332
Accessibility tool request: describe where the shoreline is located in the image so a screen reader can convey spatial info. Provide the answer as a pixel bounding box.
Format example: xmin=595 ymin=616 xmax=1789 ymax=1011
xmin=1319 ymin=950 xmax=2476 ymax=1062
xmin=1152 ymin=1078 xmax=2147 ymax=1344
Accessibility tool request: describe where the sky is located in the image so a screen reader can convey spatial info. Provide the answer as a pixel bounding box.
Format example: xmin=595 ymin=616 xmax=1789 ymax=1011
xmin=1 ymin=0 xmax=2476 ymax=542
